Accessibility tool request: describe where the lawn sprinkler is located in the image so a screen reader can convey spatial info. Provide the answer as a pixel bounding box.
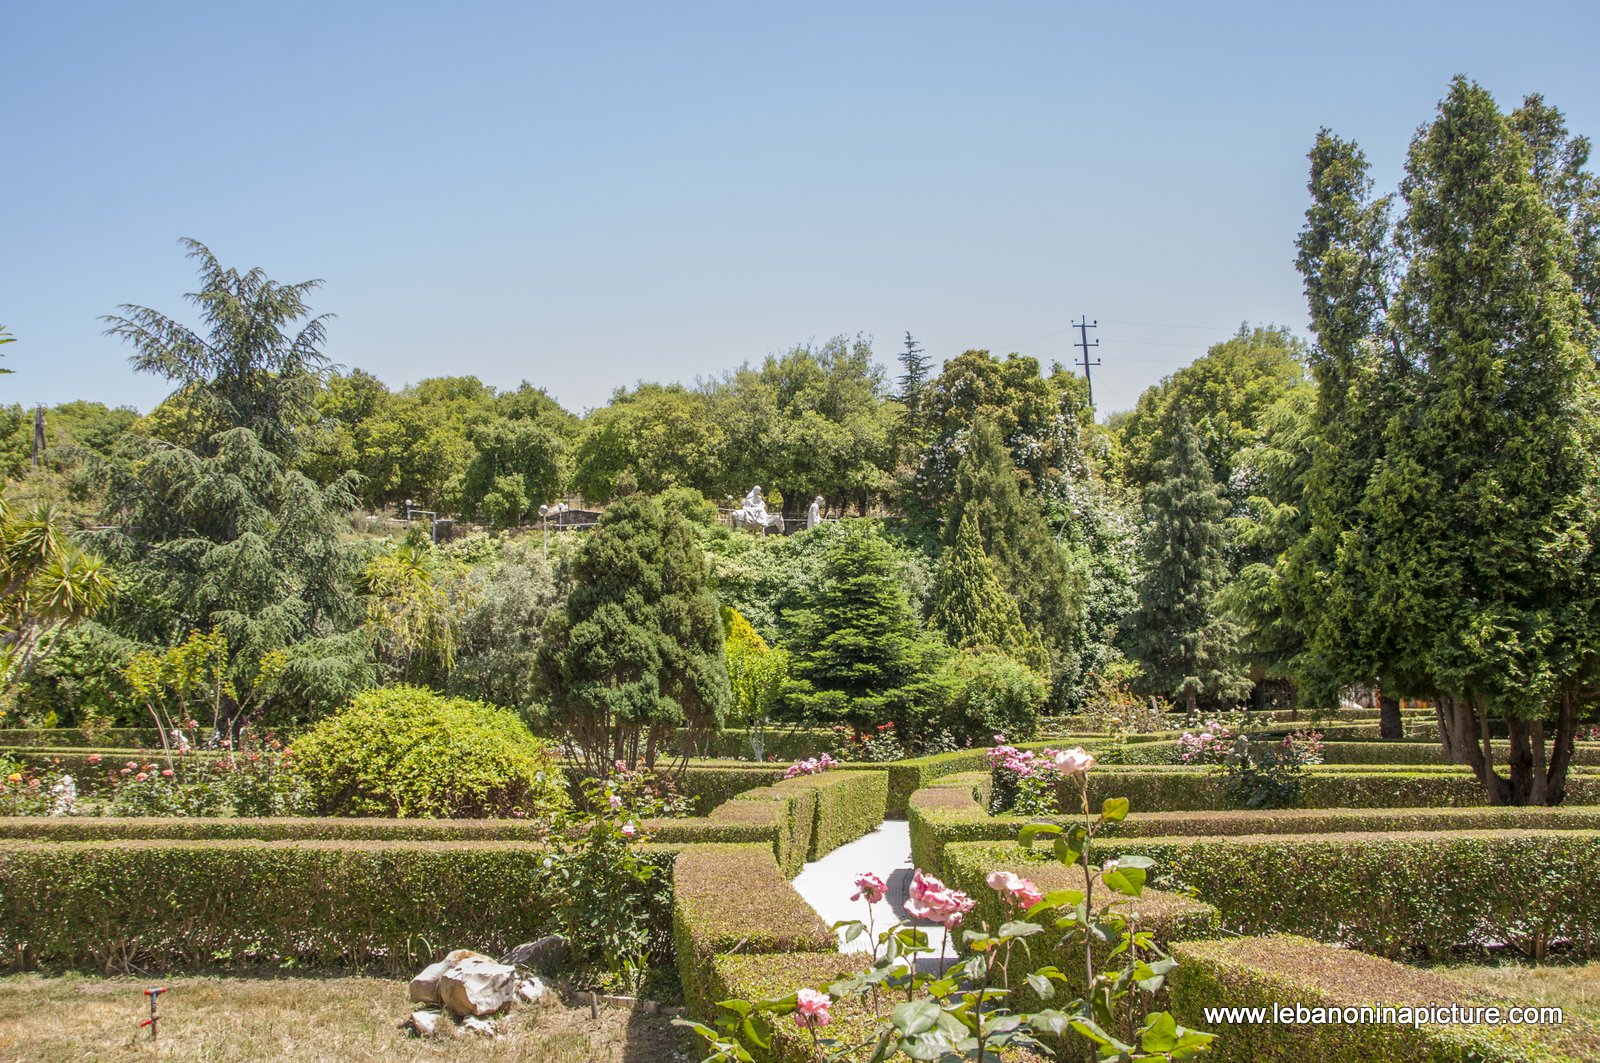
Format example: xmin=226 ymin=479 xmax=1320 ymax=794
xmin=140 ymin=986 xmax=167 ymax=1040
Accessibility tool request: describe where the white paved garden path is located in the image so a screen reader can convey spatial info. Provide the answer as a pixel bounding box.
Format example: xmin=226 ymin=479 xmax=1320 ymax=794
xmin=790 ymin=819 xmax=952 ymax=963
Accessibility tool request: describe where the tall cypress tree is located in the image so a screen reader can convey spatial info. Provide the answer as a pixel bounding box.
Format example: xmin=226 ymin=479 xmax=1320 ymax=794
xmin=1127 ymin=418 xmax=1248 ymax=712
xmin=538 ymin=494 xmax=729 ymax=773
xmin=1368 ymin=79 xmax=1600 ymax=804
xmin=930 ymin=511 xmax=1048 ymax=673
xmin=943 ymin=417 xmax=1081 ymax=703
xmin=1289 ymin=79 xmax=1600 ymax=804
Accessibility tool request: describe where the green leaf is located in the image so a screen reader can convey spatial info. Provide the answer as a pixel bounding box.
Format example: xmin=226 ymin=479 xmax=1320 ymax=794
xmin=891 ymin=999 xmax=942 ymax=1036
xmin=1026 ymin=972 xmax=1055 ymax=999
xmin=1100 ymin=797 xmax=1130 ymax=823
xmin=1139 ymin=1011 xmax=1178 ymax=1052
xmin=1018 ymin=822 xmax=1063 ymax=847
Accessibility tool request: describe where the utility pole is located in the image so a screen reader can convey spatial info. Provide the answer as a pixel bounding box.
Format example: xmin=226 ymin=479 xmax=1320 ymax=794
xmin=1073 ymin=316 xmax=1101 ymax=407
xmin=31 ymin=406 xmax=46 ymax=470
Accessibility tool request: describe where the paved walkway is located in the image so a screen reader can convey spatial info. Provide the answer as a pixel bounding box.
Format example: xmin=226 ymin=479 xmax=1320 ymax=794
xmin=790 ymin=819 xmax=952 ymax=962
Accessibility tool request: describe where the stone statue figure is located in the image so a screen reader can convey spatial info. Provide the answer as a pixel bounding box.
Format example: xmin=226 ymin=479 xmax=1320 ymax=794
xmin=731 ymin=485 xmax=784 ymax=535
xmin=807 ymin=496 xmax=824 ymax=530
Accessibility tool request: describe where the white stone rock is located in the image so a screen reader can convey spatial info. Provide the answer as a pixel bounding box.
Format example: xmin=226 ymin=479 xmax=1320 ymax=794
xmin=409 ymin=948 xmax=486 ymax=1004
xmin=439 ymin=956 xmax=518 ymax=1017
xmin=515 ymin=976 xmax=548 ymax=1005
xmin=456 ymin=1016 xmax=497 ymax=1039
xmin=408 ymin=1010 xmax=443 ymax=1038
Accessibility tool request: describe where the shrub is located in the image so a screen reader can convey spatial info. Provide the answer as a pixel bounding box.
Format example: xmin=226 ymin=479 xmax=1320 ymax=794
xmin=289 ymin=686 xmax=568 ymax=818
xmin=0 ymin=838 xmax=670 ymax=974
xmin=671 ymin=843 xmax=834 ymax=1020
xmin=935 ymin=650 xmax=1048 ymax=745
xmin=949 ymin=830 xmax=1600 ymax=960
xmin=1168 ymin=935 xmax=1599 ymax=1062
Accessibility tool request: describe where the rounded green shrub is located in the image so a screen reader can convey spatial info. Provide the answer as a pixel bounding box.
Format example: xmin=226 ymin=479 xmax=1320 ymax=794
xmin=289 ymin=686 xmax=568 ymax=818
xmin=938 ymin=650 xmax=1047 ymax=743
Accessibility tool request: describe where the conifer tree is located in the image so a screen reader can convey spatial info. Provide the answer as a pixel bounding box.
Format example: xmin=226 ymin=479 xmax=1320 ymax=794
xmin=943 ymin=417 xmax=1081 ymax=702
xmin=897 ymin=332 xmax=930 ymax=406
xmin=1127 ymin=418 xmax=1248 ymax=712
xmin=538 ymin=494 xmax=729 ymax=773
xmin=930 ymin=511 xmax=1047 ymax=674
xmin=787 ymin=521 xmax=945 ymax=731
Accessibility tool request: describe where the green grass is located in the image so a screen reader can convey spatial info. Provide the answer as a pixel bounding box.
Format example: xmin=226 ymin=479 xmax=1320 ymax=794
xmin=0 ymin=973 xmax=690 ymax=1062
xmin=1440 ymin=962 xmax=1600 ymax=1024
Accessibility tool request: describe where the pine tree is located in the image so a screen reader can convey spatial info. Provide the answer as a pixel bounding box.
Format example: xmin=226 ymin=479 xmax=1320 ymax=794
xmin=1127 ymin=418 xmax=1248 ymax=712
xmin=943 ymin=417 xmax=1080 ymax=701
xmin=538 ymin=494 xmax=730 ymax=773
xmin=897 ymin=332 xmax=930 ymax=406
xmin=930 ymin=512 xmax=1047 ymax=674
xmin=788 ymin=521 xmax=945 ymax=731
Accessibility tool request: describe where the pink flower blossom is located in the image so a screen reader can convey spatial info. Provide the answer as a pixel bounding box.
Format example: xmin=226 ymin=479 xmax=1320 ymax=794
xmin=793 ymin=988 xmax=831 ymax=1029
xmin=134 ymin=772 xmax=148 ymax=782
xmin=986 ymin=869 xmax=1045 ymax=909
xmin=607 ymin=793 xmax=623 ymax=810
xmin=906 ymin=869 xmax=974 ymax=928
xmin=620 ymin=823 xmax=636 ymax=837
xmin=1051 ymin=747 xmax=1096 ymax=776
xmin=87 ymin=754 xmax=101 ymax=765
xmin=851 ymin=871 xmax=886 ymax=904
xmin=161 ymin=769 xmax=175 ymax=778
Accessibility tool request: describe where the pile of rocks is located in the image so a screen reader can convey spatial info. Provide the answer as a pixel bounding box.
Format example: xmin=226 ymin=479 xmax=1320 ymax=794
xmin=402 ymin=936 xmax=566 ymax=1040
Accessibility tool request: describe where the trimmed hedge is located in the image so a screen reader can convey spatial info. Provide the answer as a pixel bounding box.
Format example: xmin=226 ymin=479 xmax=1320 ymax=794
xmin=782 ymin=769 xmax=888 ymax=859
xmin=1168 ymin=935 xmax=1600 ymax=1062
xmin=683 ymin=728 xmax=837 ymax=761
xmin=681 ymin=765 xmax=790 ymax=811
xmin=1073 ymin=767 xmax=1600 ymax=812
xmin=708 ymin=951 xmax=875 ymax=1063
xmin=946 ymin=829 xmax=1600 ymax=959
xmin=0 ymin=838 xmax=673 ymax=974
xmin=0 ymin=728 xmax=162 ymax=748
xmin=1100 ymin=739 xmax=1600 ymax=768
xmin=671 ymin=843 xmax=834 ymax=1021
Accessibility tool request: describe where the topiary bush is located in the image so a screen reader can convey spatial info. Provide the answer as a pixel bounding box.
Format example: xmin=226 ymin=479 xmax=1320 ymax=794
xmin=934 ymin=649 xmax=1048 ymax=744
xmin=289 ymin=686 xmax=568 ymax=818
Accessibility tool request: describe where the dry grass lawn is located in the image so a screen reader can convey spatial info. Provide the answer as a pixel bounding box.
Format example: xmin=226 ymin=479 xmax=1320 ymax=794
xmin=0 ymin=974 xmax=692 ymax=1063
xmin=1441 ymin=961 xmax=1600 ymax=1024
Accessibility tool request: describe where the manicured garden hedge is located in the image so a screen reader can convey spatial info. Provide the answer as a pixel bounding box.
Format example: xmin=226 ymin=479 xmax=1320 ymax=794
xmin=1168 ymin=935 xmax=1600 ymax=1062
xmin=1073 ymin=767 xmax=1600 ymax=812
xmin=0 ymin=728 xmax=162 ymax=748
xmin=946 ymin=829 xmax=1600 ymax=959
xmin=671 ymin=843 xmax=835 ymax=1021
xmin=680 ymin=764 xmax=790 ymax=810
xmin=716 ymin=768 xmax=889 ymax=875
xmin=0 ymin=838 xmax=673 ymax=974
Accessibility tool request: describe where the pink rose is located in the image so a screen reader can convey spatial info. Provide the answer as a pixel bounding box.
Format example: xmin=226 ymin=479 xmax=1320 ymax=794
xmin=87 ymin=754 xmax=102 ymax=765
xmin=1052 ymin=747 xmax=1096 ymax=777
xmin=134 ymin=773 xmax=147 ymax=782
xmin=161 ymin=769 xmax=174 ymax=778
xmin=851 ymin=872 xmax=886 ymax=904
xmin=793 ymin=988 xmax=831 ymax=1029
xmin=986 ymin=870 xmax=1044 ymax=909
xmin=608 ymin=793 xmax=623 ymax=810
xmin=621 ymin=823 xmax=636 ymax=837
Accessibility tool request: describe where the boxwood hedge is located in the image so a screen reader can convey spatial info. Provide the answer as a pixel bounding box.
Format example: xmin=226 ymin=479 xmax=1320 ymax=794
xmin=946 ymin=830 xmax=1600 ymax=960
xmin=0 ymin=838 xmax=674 ymax=974
xmin=1168 ymin=935 xmax=1600 ymax=1062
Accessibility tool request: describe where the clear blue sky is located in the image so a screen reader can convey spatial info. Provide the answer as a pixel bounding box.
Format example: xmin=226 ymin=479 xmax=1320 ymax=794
xmin=4 ymin=1 xmax=1597 ymax=419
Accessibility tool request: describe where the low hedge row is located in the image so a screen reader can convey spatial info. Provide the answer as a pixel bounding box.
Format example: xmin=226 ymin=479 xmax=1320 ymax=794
xmin=1100 ymin=739 xmax=1600 ymax=768
xmin=671 ymin=843 xmax=835 ymax=1022
xmin=679 ymin=765 xmax=790 ymax=810
xmin=1168 ymin=935 xmax=1599 ymax=1062
xmin=682 ymin=728 xmax=837 ymax=761
xmin=945 ymin=829 xmax=1600 ymax=960
xmin=0 ymin=728 xmax=162 ymax=748
xmin=1071 ymin=767 xmax=1600 ymax=812
xmin=717 ymin=769 xmax=889 ymax=875
xmin=0 ymin=837 xmax=675 ymax=974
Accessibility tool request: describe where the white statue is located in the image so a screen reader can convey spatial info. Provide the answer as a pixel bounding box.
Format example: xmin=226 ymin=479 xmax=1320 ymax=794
xmin=807 ymin=496 xmax=824 ymax=530
xmin=731 ymin=485 xmax=784 ymax=535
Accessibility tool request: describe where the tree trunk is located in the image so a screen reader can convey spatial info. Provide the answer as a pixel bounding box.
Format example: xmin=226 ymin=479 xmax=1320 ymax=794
xmin=1451 ymin=695 xmax=1512 ymax=805
xmin=1504 ymin=717 xmax=1536 ymax=806
xmin=1436 ymin=695 xmax=1467 ymax=764
xmin=1378 ymin=693 xmax=1403 ymax=740
xmin=1544 ymin=688 xmax=1579 ymax=806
